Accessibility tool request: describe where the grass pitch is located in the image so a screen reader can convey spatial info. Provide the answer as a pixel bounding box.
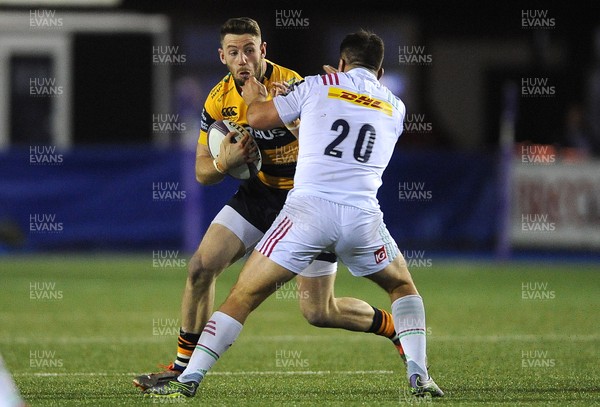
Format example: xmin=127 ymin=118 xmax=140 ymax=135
xmin=1 ymin=254 xmax=599 ymax=406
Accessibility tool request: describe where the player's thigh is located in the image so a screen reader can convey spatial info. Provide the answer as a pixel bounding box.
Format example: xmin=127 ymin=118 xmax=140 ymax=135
xmin=364 ymin=253 xmax=418 ymax=297
xmin=226 ymin=250 xmax=296 ymax=310
xmin=191 ymin=222 xmax=246 ymax=274
xmin=296 ymin=272 xmax=335 ymax=310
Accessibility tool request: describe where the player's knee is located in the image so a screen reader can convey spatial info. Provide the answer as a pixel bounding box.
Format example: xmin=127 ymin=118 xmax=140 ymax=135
xmin=301 ymin=306 xmax=331 ymax=328
xmin=187 ymin=253 xmax=221 ymax=285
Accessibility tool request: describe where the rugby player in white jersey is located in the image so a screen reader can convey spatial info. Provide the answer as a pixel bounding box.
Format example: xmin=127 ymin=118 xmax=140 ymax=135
xmin=144 ymin=29 xmax=443 ymax=399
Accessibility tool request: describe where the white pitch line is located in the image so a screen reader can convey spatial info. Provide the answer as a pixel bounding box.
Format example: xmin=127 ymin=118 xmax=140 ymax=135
xmin=1 ymin=333 xmax=598 ymax=345
xmin=432 ymin=333 xmax=600 ymax=342
xmin=12 ymin=370 xmax=395 ymax=378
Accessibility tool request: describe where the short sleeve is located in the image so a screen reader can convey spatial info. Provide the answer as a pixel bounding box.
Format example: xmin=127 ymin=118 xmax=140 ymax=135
xmin=273 ymin=78 xmax=310 ymax=125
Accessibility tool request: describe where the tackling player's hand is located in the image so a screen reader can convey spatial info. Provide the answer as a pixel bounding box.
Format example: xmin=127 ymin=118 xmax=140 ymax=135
xmin=269 ymin=81 xmax=291 ymax=97
xmin=217 ymin=131 xmax=258 ymax=171
xmin=322 ymin=64 xmax=339 ymax=74
xmin=241 ymin=77 xmax=268 ymax=105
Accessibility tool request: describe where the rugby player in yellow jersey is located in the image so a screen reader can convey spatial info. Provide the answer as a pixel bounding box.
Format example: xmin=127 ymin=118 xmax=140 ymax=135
xmin=133 ymin=17 xmax=404 ymax=390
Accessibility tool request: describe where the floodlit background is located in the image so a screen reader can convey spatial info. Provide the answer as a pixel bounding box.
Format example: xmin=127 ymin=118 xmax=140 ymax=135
xmin=0 ymin=1 xmax=599 ymax=405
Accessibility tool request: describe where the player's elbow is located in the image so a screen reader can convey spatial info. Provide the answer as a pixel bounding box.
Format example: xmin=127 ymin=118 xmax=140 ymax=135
xmin=195 ymin=162 xmax=218 ymax=185
xmin=195 ymin=172 xmax=210 ymax=185
xmin=195 ymin=170 xmax=219 ymax=186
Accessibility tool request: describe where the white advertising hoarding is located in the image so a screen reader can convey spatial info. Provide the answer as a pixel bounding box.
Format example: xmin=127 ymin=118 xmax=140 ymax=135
xmin=511 ymin=160 xmax=600 ymax=249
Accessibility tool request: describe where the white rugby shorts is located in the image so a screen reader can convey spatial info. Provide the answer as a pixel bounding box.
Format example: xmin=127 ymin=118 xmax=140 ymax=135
xmin=257 ymin=195 xmax=399 ymax=276
xmin=212 ymin=205 xmax=336 ymax=277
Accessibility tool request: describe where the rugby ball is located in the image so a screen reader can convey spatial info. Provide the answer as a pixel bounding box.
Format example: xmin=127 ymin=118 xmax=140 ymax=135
xmin=207 ymin=120 xmax=262 ymax=180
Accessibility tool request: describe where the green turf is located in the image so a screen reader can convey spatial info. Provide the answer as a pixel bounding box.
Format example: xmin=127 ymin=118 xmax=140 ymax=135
xmin=1 ymin=255 xmax=599 ymax=406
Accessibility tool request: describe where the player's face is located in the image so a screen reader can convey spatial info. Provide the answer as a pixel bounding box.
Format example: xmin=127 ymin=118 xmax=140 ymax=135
xmin=219 ymin=34 xmax=266 ymax=88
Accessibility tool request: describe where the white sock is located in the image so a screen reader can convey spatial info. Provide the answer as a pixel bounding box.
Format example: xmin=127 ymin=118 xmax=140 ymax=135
xmin=391 ymin=295 xmax=429 ymax=379
xmin=177 ymin=311 xmax=243 ymax=383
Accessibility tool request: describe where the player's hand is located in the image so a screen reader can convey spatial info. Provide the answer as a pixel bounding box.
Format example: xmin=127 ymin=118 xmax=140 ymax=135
xmin=269 ymin=81 xmax=291 ymax=97
xmin=241 ymin=77 xmax=268 ymax=106
xmin=217 ymin=131 xmax=258 ymax=171
xmin=322 ymin=64 xmax=339 ymax=74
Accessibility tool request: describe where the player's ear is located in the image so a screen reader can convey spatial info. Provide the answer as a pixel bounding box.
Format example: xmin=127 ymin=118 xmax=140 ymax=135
xmin=338 ymin=58 xmax=345 ymax=72
xmin=218 ymin=48 xmax=227 ymax=65
xmin=260 ymin=41 xmax=267 ymax=57
xmin=377 ymin=67 xmax=384 ymax=80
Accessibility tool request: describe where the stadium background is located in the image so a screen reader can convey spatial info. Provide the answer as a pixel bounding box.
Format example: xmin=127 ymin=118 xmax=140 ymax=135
xmin=0 ymin=0 xmax=599 ymax=258
xmin=1 ymin=1 xmax=600 ymax=405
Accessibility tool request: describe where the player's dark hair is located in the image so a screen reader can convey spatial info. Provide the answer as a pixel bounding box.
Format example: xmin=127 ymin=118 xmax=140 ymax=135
xmin=340 ymin=30 xmax=384 ymax=72
xmin=220 ymin=17 xmax=262 ymax=44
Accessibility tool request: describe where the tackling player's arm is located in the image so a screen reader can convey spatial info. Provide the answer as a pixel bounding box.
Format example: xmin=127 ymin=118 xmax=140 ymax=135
xmin=269 ymin=81 xmax=300 ymax=137
xmin=243 ymin=77 xmax=286 ymax=131
xmin=247 ymin=66 xmax=330 ymax=134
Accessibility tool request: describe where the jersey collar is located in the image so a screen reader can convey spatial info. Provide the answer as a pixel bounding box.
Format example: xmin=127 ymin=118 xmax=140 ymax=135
xmin=262 ymin=59 xmax=274 ymax=82
xmin=348 ymin=67 xmax=378 ymax=81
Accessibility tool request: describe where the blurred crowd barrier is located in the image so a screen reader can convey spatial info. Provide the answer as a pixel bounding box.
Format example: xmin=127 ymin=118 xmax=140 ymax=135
xmin=1 ymin=146 xmax=599 ymax=255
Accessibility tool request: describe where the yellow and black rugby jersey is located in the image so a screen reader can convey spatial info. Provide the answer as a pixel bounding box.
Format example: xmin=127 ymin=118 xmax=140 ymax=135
xmin=198 ymin=59 xmax=302 ymax=190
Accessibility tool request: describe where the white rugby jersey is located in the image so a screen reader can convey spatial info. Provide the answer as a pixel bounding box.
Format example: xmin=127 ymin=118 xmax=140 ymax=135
xmin=273 ymin=68 xmax=406 ymax=210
